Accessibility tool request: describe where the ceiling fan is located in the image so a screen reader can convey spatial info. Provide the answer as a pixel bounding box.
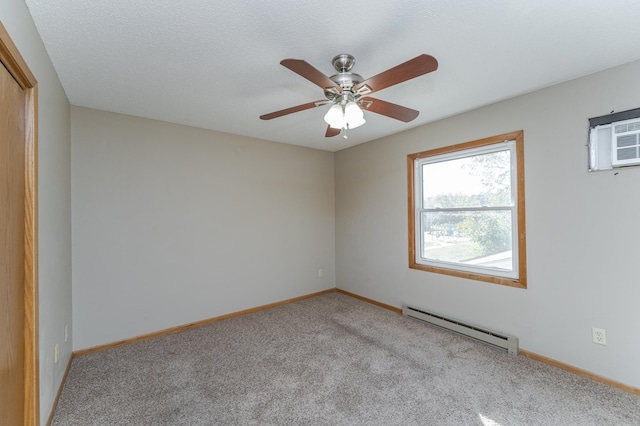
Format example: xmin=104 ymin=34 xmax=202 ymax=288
xmin=260 ymin=53 xmax=438 ymax=138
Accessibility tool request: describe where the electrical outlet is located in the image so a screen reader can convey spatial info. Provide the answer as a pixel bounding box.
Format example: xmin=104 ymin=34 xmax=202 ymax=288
xmin=54 ymin=344 xmax=59 ymax=363
xmin=592 ymin=327 xmax=606 ymax=345
xmin=318 ymin=268 xmax=323 ymax=277
xmin=65 ymin=324 xmax=68 ymax=342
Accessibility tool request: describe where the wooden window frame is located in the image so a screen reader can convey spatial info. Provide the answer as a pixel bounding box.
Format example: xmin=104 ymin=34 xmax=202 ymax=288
xmin=407 ymin=130 xmax=527 ymax=288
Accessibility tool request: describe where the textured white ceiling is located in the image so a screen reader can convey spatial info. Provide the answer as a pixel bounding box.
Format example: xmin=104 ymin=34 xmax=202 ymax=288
xmin=25 ymin=0 xmax=640 ymax=151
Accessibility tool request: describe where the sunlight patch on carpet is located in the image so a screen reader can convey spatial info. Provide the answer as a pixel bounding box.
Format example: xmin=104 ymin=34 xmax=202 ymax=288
xmin=479 ymin=413 xmax=502 ymax=426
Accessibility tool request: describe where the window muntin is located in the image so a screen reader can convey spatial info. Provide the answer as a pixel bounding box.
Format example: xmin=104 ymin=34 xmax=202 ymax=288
xmin=408 ymin=131 xmax=526 ymax=288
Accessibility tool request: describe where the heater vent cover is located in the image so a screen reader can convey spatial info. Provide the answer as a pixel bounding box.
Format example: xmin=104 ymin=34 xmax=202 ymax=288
xmin=403 ymin=305 xmax=518 ymax=355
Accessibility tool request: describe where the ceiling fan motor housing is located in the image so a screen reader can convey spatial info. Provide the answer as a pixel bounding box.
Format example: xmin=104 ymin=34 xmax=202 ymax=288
xmin=329 ymin=72 xmax=363 ymax=92
xmin=324 ymin=54 xmax=364 ymax=101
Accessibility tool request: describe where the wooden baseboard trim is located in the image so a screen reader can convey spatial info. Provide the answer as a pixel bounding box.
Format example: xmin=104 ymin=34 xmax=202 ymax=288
xmin=46 ymin=354 xmax=73 ymax=426
xmin=335 ymin=288 xmax=402 ymax=314
xmin=73 ymin=288 xmax=336 ymax=357
xmin=519 ymin=349 xmax=640 ymax=396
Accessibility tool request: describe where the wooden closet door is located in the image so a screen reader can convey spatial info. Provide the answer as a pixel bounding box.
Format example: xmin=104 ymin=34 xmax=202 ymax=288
xmin=0 ymin=54 xmax=28 ymax=426
xmin=0 ymin=20 xmax=39 ymax=425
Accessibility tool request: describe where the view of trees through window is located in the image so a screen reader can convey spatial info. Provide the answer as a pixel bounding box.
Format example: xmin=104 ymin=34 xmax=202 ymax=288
xmin=420 ymin=148 xmax=513 ymax=271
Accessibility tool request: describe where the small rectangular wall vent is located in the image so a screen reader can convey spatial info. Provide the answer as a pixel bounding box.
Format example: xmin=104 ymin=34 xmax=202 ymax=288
xmin=403 ymin=305 xmax=518 ymax=355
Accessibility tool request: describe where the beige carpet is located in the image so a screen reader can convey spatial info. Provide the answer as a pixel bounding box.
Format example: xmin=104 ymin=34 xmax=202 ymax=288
xmin=52 ymin=292 xmax=640 ymax=425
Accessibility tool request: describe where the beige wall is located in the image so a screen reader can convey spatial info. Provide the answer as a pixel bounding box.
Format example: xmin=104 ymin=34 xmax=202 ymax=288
xmin=335 ymin=59 xmax=640 ymax=388
xmin=71 ymin=107 xmax=336 ymax=350
xmin=0 ymin=3 xmax=72 ymax=424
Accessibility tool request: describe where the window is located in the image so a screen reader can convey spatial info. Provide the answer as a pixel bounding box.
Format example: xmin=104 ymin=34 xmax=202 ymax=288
xmin=408 ymin=131 xmax=526 ymax=288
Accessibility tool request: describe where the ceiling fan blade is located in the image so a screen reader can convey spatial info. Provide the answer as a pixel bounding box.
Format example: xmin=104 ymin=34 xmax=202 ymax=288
xmin=260 ymin=100 xmax=328 ymax=120
xmin=325 ymin=126 xmax=340 ymax=138
xmin=281 ymin=59 xmax=341 ymax=92
xmin=359 ymin=97 xmax=419 ymax=122
xmin=354 ymin=54 xmax=438 ymax=95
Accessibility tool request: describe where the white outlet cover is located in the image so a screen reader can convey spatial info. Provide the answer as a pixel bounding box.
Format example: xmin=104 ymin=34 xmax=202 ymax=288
xmin=592 ymin=327 xmax=607 ymax=345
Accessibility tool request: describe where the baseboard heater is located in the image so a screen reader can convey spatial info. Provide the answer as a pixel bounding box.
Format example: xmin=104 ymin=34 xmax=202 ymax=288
xmin=402 ymin=305 xmax=519 ymax=355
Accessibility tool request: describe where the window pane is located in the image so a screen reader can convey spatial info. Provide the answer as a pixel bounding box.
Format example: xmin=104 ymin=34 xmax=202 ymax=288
xmin=420 ymin=210 xmax=513 ymax=271
xmin=617 ymin=147 xmax=639 ymax=161
xmin=616 ymin=134 xmax=638 ymax=148
xmin=422 ymin=150 xmax=512 ymax=209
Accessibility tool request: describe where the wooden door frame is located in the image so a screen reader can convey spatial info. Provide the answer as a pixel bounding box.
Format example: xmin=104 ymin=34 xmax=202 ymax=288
xmin=0 ymin=21 xmax=39 ymax=425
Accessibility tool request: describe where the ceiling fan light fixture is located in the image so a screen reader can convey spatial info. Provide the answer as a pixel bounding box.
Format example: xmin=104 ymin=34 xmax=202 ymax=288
xmin=324 ymin=101 xmax=365 ymax=129
xmin=324 ymin=103 xmax=344 ymax=128
xmin=344 ymin=101 xmax=365 ymax=129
